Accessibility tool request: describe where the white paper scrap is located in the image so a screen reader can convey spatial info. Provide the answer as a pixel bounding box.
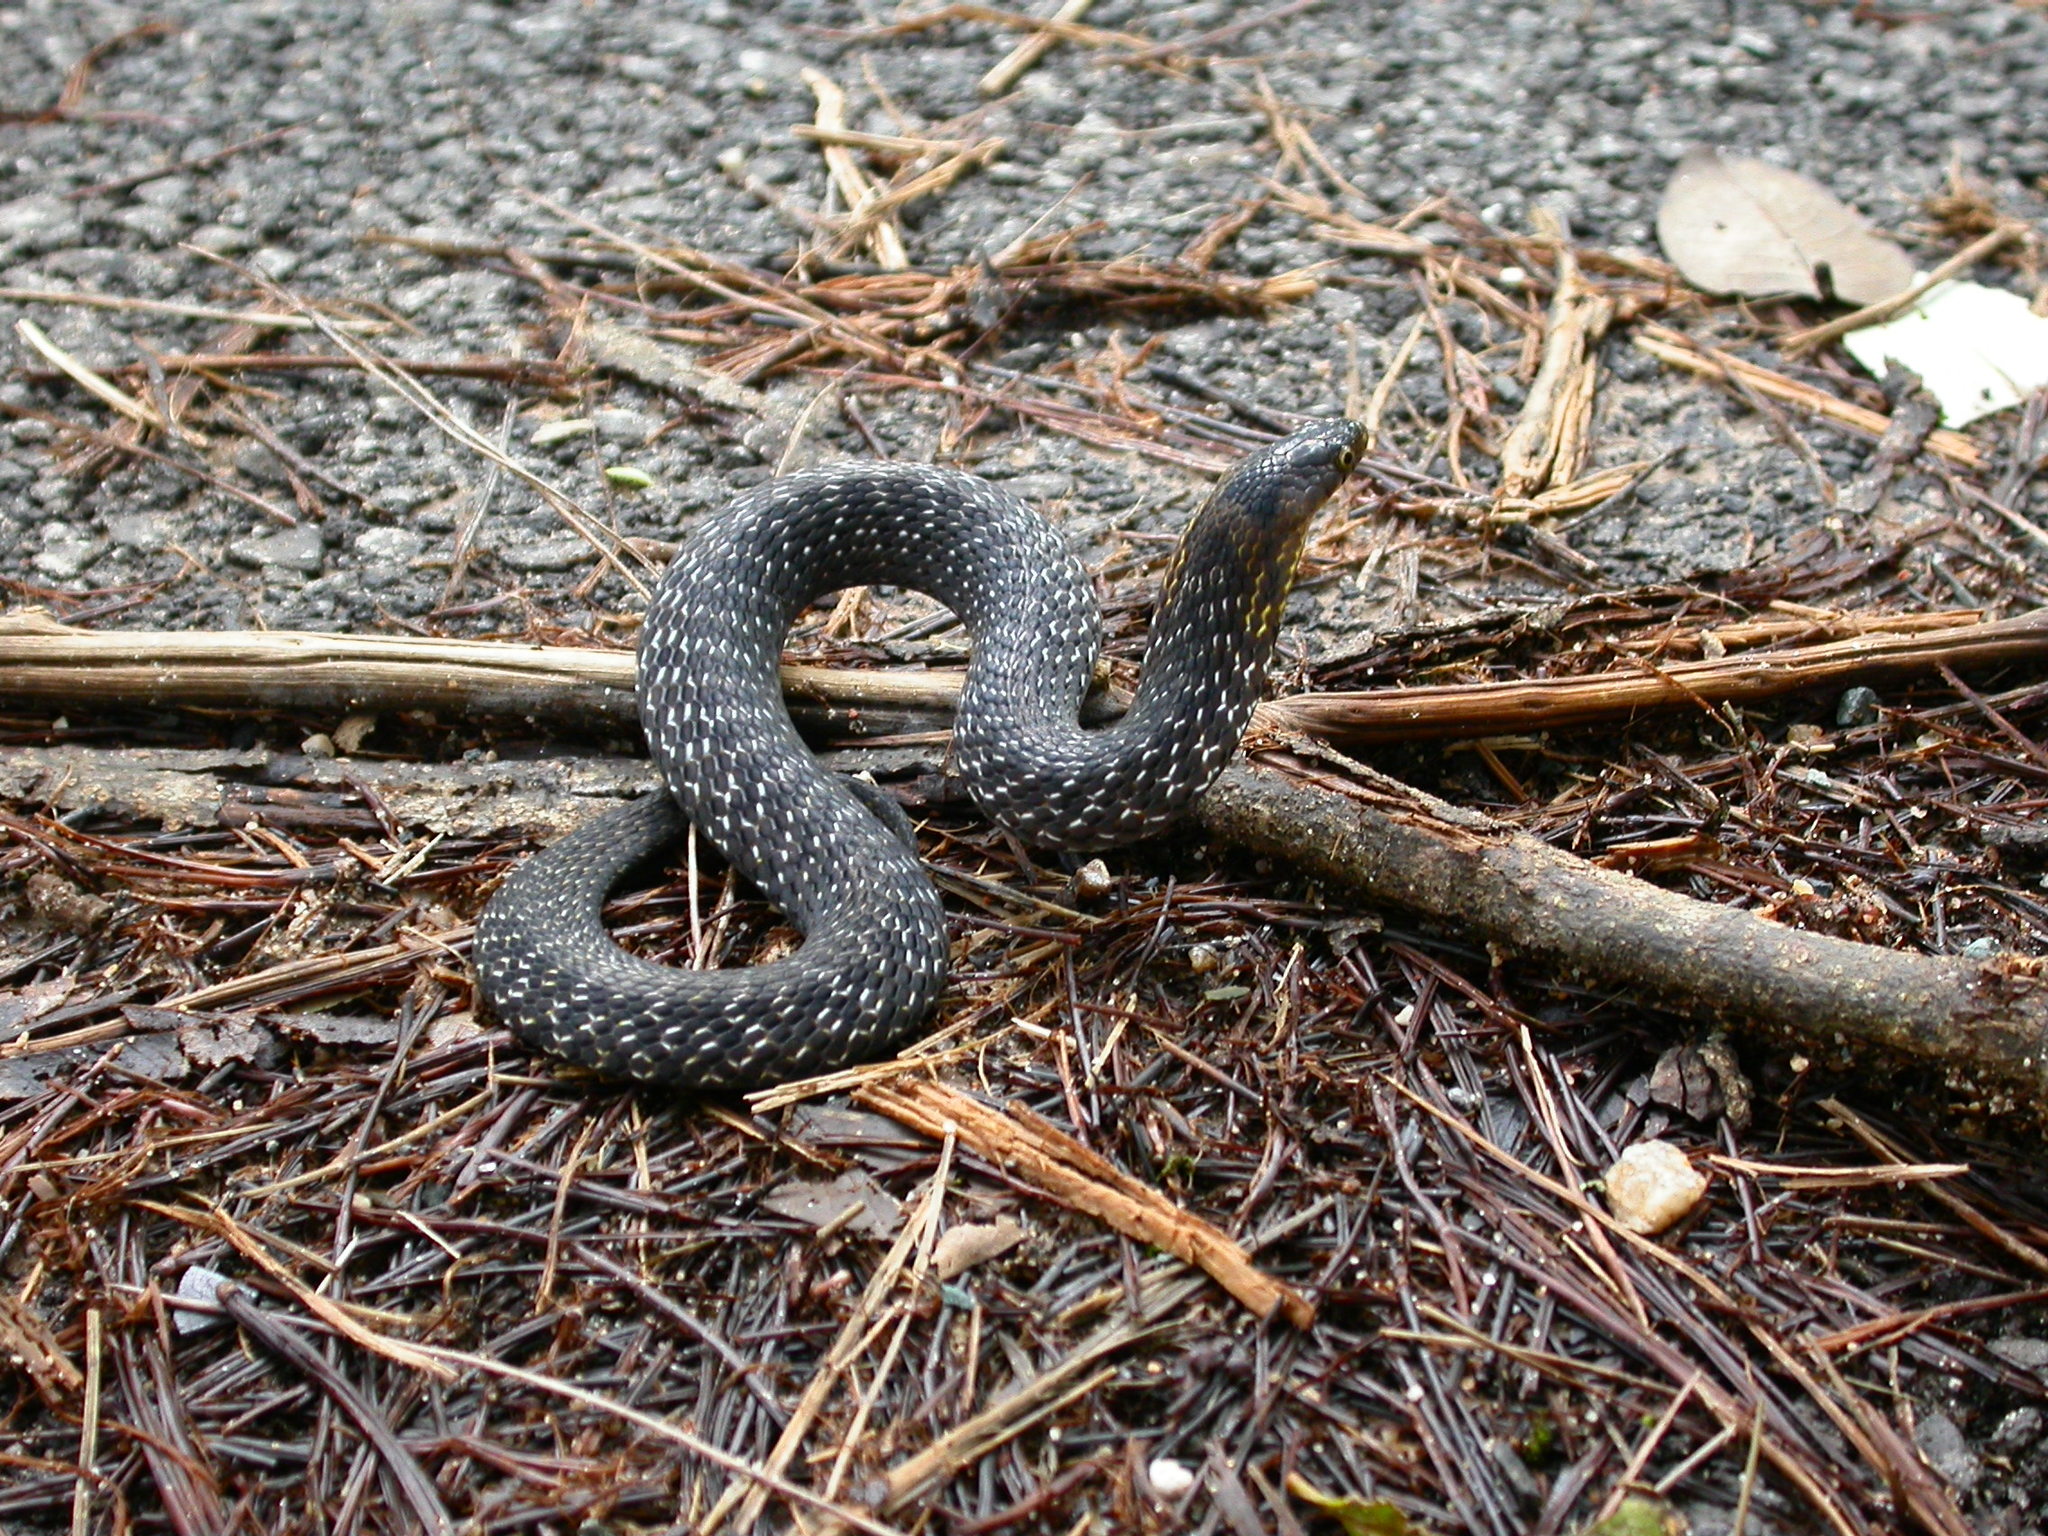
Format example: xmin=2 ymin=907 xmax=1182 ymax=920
xmin=1842 ymin=278 xmax=2048 ymax=428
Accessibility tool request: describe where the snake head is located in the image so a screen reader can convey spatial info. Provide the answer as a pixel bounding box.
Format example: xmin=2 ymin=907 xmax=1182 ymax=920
xmin=1155 ymin=418 xmax=1369 ymax=654
xmin=1229 ymin=418 xmax=1367 ymax=531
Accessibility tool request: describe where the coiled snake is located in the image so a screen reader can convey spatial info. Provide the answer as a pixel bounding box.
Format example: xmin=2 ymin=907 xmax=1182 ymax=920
xmin=475 ymin=420 xmax=1364 ymax=1088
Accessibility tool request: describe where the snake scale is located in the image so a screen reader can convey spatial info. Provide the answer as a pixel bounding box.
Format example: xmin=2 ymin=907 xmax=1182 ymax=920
xmin=474 ymin=419 xmax=1364 ymax=1088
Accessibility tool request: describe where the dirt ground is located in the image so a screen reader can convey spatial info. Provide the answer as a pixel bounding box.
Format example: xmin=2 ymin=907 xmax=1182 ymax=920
xmin=3 ymin=2 xmax=2048 ymax=1533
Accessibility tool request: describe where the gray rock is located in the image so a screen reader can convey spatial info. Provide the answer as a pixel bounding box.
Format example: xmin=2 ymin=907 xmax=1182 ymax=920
xmin=495 ymin=533 xmax=593 ymax=573
xmin=32 ymin=523 xmax=98 ymax=580
xmin=131 ymin=175 xmax=196 ymax=209
xmin=1992 ymin=1406 xmax=2043 ymax=1450
xmin=115 ymin=205 xmax=188 ymax=245
xmin=1001 ymin=473 xmax=1076 ymax=504
xmin=0 ymin=195 xmax=81 ymax=252
xmin=1911 ymin=1412 xmax=1980 ymax=1493
xmin=227 ymin=525 xmax=325 ymax=575
xmin=355 ymin=526 xmax=426 ymax=563
xmin=1990 ymin=1336 xmax=2048 ymax=1371
xmin=1836 ymin=686 xmax=1881 ymax=727
xmin=593 ymin=408 xmax=658 ymax=444
xmin=232 ymin=441 xmax=292 ymax=487
xmin=106 ymin=512 xmax=178 ymax=551
xmin=248 ymin=247 xmax=300 ymax=279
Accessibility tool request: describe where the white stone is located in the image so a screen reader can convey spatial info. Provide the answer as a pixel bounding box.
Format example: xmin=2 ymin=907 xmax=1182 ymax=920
xmin=1147 ymin=1458 xmax=1196 ymax=1498
xmin=1605 ymin=1140 xmax=1707 ymax=1236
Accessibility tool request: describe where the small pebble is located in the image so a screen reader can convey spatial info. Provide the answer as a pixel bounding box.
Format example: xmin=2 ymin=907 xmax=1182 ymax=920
xmin=174 ymin=1265 xmax=231 ymax=1335
xmin=301 ymin=733 xmax=337 ymax=758
xmin=1070 ymin=858 xmax=1115 ymax=899
xmin=1187 ymin=943 xmax=1221 ymax=974
xmin=1836 ymin=686 xmax=1880 ymax=728
xmin=593 ymin=408 xmax=657 ymax=444
xmin=1147 ymin=1458 xmax=1196 ymax=1498
xmin=1604 ymin=1140 xmax=1707 ymax=1235
xmin=531 ymin=418 xmax=594 ymax=446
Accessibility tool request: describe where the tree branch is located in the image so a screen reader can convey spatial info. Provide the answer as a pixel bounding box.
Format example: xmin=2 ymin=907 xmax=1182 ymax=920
xmin=5 ymin=613 xmax=2046 ymax=1109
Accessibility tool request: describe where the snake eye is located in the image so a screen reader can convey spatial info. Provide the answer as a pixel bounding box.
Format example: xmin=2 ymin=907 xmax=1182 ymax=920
xmin=1337 ymin=444 xmax=1357 ymax=474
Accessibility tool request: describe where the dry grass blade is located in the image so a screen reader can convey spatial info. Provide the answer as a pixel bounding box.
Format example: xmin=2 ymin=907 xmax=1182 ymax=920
xmin=979 ymin=0 xmax=1094 ymax=95
xmin=0 ymin=285 xmax=388 ymax=330
xmin=1636 ymin=324 xmax=1984 ymax=469
xmin=137 ymin=1201 xmax=459 ymax=1381
xmin=1255 ymin=609 xmax=2048 ymax=743
xmin=199 ymin=253 xmax=655 ymax=598
xmin=874 ymin=1274 xmax=1204 ymax=1515
xmin=15 ymin=318 xmax=170 ymax=433
xmin=803 ymin=67 xmax=910 ymax=269
xmin=699 ymin=1170 xmax=944 ymax=1534
xmin=397 ymin=1345 xmax=914 ymax=1536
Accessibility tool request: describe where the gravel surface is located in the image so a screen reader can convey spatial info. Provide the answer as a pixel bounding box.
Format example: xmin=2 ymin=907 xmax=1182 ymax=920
xmin=1 ymin=0 xmax=2043 ymax=641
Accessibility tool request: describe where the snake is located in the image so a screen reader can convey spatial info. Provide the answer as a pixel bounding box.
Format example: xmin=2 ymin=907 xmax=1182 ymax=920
xmin=473 ymin=419 xmax=1364 ymax=1088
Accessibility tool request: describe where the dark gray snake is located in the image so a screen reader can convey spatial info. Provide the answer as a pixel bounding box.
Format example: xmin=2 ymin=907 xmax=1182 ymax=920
xmin=474 ymin=420 xmax=1363 ymax=1088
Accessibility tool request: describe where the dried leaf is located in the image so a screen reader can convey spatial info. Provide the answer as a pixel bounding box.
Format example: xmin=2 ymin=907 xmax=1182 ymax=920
xmin=269 ymin=1012 xmax=403 ymax=1046
xmin=932 ymin=1216 xmax=1025 ymax=1279
xmin=177 ymin=1014 xmax=277 ymax=1070
xmin=1657 ymin=147 xmax=1912 ymax=305
xmin=1648 ymin=1043 xmax=1723 ymax=1122
xmin=0 ymin=980 xmax=74 ymax=1033
xmin=762 ymin=1168 xmax=903 ymax=1239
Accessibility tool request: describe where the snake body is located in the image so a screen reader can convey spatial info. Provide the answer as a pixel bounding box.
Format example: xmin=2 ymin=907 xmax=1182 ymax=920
xmin=474 ymin=420 xmax=1363 ymax=1088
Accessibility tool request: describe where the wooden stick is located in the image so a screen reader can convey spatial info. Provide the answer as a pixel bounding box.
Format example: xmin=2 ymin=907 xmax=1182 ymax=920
xmin=12 ymin=732 xmax=2045 ymax=1110
xmin=856 ymin=1078 xmax=1314 ymax=1325
xmin=10 ymin=608 xmax=2044 ymax=748
xmin=1197 ymin=750 xmax=2048 ymax=1113
xmin=1253 ymin=608 xmax=2048 ymax=744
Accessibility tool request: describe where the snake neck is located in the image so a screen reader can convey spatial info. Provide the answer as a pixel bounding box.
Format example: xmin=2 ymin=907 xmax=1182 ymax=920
xmin=1118 ymin=488 xmax=1314 ymax=754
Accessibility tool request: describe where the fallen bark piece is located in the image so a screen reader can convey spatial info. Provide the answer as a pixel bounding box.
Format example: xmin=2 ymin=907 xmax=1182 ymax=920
xmin=1197 ymin=750 xmax=2048 ymax=1113
xmin=0 ymin=742 xmax=661 ymax=838
xmin=856 ymin=1078 xmax=1315 ymax=1327
xmin=1496 ymin=217 xmax=1615 ymax=500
